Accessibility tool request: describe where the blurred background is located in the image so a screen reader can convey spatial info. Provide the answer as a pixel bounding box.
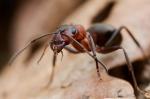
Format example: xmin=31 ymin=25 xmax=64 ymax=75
xmin=0 ymin=0 xmax=150 ymax=99
xmin=0 ymin=0 xmax=16 ymax=67
xmin=0 ymin=0 xmax=86 ymax=67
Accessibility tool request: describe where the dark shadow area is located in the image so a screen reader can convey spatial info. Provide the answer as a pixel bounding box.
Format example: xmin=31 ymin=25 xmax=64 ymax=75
xmin=0 ymin=0 xmax=22 ymax=69
xmin=24 ymin=41 xmax=43 ymax=64
xmin=92 ymin=1 xmax=116 ymax=23
xmin=109 ymin=59 xmax=150 ymax=98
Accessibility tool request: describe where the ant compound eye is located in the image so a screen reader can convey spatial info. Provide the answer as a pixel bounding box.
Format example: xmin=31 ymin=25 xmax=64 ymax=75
xmin=72 ymin=28 xmax=77 ymax=34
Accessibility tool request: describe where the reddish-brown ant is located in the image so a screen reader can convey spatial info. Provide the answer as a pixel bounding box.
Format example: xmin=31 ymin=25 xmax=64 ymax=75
xmin=9 ymin=24 xmax=150 ymax=97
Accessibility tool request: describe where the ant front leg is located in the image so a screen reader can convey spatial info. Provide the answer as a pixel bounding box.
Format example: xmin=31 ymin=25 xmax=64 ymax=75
xmin=52 ymin=52 xmax=57 ymax=66
xmin=64 ymin=46 xmax=80 ymax=54
xmin=64 ymin=36 xmax=108 ymax=76
xmin=98 ymin=46 xmax=150 ymax=97
xmin=87 ymin=32 xmax=102 ymax=79
xmin=87 ymin=32 xmax=110 ymax=80
xmin=64 ymin=35 xmax=108 ymax=75
xmin=37 ymin=44 xmax=49 ymax=64
xmin=105 ymin=26 xmax=149 ymax=63
xmin=43 ymin=44 xmax=56 ymax=88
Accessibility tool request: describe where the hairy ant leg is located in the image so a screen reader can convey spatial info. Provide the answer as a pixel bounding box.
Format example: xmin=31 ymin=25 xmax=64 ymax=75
xmin=105 ymin=26 xmax=149 ymax=63
xmin=103 ymin=26 xmax=150 ymax=97
xmin=64 ymin=34 xmax=108 ymax=73
xmin=64 ymin=33 xmax=106 ymax=79
xmin=64 ymin=46 xmax=80 ymax=53
xmin=97 ymin=46 xmax=149 ymax=96
xmin=87 ymin=32 xmax=102 ymax=79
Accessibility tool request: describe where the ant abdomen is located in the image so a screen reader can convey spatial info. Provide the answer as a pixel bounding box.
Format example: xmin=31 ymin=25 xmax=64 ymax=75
xmin=87 ymin=23 xmax=122 ymax=48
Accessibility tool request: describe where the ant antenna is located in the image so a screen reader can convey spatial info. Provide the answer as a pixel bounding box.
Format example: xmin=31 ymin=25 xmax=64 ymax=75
xmin=37 ymin=44 xmax=49 ymax=64
xmin=8 ymin=33 xmax=56 ymax=65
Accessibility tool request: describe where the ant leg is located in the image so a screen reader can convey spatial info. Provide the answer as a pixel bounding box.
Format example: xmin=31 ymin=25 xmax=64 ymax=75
xmin=64 ymin=46 xmax=80 ymax=54
xmin=105 ymin=26 xmax=149 ymax=63
xmin=44 ymin=44 xmax=56 ymax=88
xmin=87 ymin=32 xmax=102 ymax=79
xmin=105 ymin=27 xmax=122 ymax=47
xmin=64 ymin=34 xmax=108 ymax=73
xmin=122 ymin=26 xmax=149 ymax=63
xmin=8 ymin=33 xmax=55 ymax=65
xmin=52 ymin=52 xmax=57 ymax=67
xmin=37 ymin=44 xmax=49 ymax=64
xmin=99 ymin=46 xmax=149 ymax=97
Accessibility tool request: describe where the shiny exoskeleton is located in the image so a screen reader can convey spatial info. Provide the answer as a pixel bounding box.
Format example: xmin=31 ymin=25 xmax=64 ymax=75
xmin=9 ymin=23 xmax=150 ymax=97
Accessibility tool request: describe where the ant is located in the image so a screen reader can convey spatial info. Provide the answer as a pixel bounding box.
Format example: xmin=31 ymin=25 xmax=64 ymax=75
xmin=9 ymin=23 xmax=150 ymax=97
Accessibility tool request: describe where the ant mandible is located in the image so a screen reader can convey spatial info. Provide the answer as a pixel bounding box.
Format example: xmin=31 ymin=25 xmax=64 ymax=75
xmin=9 ymin=23 xmax=150 ymax=97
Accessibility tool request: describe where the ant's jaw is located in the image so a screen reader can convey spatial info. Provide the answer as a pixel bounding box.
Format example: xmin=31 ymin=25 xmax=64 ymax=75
xmin=51 ymin=46 xmax=62 ymax=53
xmin=50 ymin=42 xmax=65 ymax=53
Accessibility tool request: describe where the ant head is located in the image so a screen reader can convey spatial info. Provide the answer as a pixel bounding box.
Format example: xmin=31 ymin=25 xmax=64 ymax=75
xmin=58 ymin=24 xmax=78 ymax=36
xmin=50 ymin=24 xmax=86 ymax=54
xmin=57 ymin=24 xmax=86 ymax=41
xmin=50 ymin=33 xmax=65 ymax=53
xmin=50 ymin=25 xmax=78 ymax=53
